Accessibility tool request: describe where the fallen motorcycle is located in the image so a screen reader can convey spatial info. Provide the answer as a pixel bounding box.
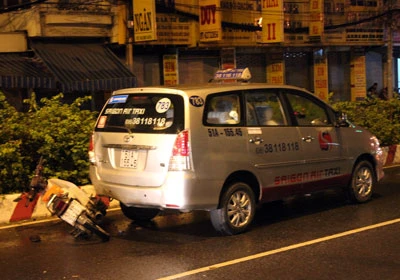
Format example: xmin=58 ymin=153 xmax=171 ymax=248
xmin=22 ymin=157 xmax=110 ymax=242
xmin=44 ymin=178 xmax=110 ymax=242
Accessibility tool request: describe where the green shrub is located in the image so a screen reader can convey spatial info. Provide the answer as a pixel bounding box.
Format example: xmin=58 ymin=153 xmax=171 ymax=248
xmin=332 ymin=98 xmax=400 ymax=147
xmin=0 ymin=93 xmax=27 ymax=194
xmin=0 ymin=91 xmax=97 ymax=194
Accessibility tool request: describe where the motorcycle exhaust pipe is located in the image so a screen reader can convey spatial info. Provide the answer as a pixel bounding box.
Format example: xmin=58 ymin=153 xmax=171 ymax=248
xmin=94 ymin=211 xmax=104 ymax=222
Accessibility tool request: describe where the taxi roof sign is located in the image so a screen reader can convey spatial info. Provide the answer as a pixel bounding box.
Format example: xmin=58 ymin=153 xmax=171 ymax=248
xmin=212 ymin=68 xmax=252 ymax=82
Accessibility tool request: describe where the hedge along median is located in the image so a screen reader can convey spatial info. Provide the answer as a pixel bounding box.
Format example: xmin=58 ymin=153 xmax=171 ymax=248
xmin=0 ymin=91 xmax=97 ymax=195
xmin=332 ymin=97 xmax=400 ymax=147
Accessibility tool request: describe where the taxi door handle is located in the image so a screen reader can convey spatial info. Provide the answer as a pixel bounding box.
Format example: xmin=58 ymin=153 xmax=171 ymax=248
xmin=302 ymin=136 xmax=315 ymax=143
xmin=249 ymin=137 xmax=264 ymax=145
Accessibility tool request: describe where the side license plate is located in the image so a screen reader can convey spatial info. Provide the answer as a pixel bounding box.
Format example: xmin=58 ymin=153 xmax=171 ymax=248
xmin=120 ymin=149 xmax=138 ymax=168
xmin=60 ymin=199 xmax=85 ymax=226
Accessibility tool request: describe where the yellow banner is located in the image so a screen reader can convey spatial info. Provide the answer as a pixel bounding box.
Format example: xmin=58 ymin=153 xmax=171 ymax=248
xmin=259 ymin=0 xmax=284 ymax=43
xmin=350 ymin=53 xmax=366 ymax=101
xmin=313 ymin=51 xmax=328 ymax=101
xmin=199 ymin=0 xmax=222 ymax=42
xmin=133 ymin=0 xmax=157 ymax=42
xmin=117 ymin=4 xmax=127 ymax=45
xmin=267 ymin=53 xmax=285 ymax=84
xmin=309 ymin=0 xmax=323 ymax=39
xmin=163 ymin=54 xmax=179 ymax=86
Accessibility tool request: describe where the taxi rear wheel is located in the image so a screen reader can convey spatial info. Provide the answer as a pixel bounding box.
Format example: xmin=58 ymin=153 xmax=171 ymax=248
xmin=120 ymin=203 xmax=160 ymax=221
xmin=348 ymin=160 xmax=375 ymax=203
xmin=210 ymin=182 xmax=256 ymax=235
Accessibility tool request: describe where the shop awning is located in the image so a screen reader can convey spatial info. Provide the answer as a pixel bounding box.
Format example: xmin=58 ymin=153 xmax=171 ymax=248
xmin=0 ymin=53 xmax=56 ymax=89
xmin=31 ymin=42 xmax=137 ymax=93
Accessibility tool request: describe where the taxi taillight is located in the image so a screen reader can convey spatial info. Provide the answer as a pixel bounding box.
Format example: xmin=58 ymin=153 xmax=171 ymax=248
xmin=88 ymin=133 xmax=96 ymax=164
xmin=169 ymin=130 xmax=192 ymax=171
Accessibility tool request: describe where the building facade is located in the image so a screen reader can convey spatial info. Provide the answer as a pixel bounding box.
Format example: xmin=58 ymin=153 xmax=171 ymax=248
xmin=1 ymin=0 xmax=399 ymax=109
xmin=0 ymin=0 xmax=137 ymax=110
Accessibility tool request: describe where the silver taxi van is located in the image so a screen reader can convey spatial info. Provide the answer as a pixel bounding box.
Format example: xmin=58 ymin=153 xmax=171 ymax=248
xmin=89 ymin=68 xmax=384 ymax=235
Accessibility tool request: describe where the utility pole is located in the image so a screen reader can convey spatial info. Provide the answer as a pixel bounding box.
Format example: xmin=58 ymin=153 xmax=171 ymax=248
xmin=126 ymin=0 xmax=134 ymax=74
xmin=119 ymin=1 xmax=134 ymax=74
xmin=386 ymin=0 xmax=394 ymax=99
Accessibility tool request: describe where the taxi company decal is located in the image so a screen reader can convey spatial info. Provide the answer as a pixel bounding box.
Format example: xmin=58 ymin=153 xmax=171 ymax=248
xmin=189 ymin=96 xmax=204 ymax=107
xmin=274 ymin=167 xmax=341 ymax=185
xmin=109 ymin=95 xmax=128 ymax=104
xmin=319 ymin=131 xmax=333 ymax=151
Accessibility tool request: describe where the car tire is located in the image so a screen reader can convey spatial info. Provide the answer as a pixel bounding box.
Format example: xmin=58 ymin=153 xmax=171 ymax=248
xmin=210 ymin=182 xmax=256 ymax=235
xmin=347 ymin=160 xmax=375 ymax=203
xmin=120 ymin=203 xmax=160 ymax=221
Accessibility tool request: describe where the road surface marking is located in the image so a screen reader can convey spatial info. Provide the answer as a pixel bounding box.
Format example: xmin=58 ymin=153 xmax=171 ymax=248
xmin=0 ymin=217 xmax=59 ymax=229
xmin=157 ymin=218 xmax=400 ymax=280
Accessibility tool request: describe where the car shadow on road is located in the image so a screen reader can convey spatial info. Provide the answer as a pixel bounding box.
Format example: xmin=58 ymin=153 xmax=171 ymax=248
xmin=102 ymin=209 xmax=217 ymax=243
xmin=253 ymin=187 xmax=380 ymax=227
xmin=101 ymin=184 xmax=387 ymax=243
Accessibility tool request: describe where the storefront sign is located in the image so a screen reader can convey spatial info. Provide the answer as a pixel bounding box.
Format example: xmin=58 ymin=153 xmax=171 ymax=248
xmin=350 ymin=52 xmax=366 ymax=101
xmin=163 ymin=54 xmax=179 ymax=86
xmin=150 ymin=14 xmax=194 ymax=45
xmin=346 ymin=28 xmax=383 ymax=42
xmin=133 ymin=0 xmax=157 ymax=42
xmin=313 ymin=50 xmax=328 ymax=101
xmin=199 ymin=0 xmax=222 ymax=42
xmin=259 ymin=0 xmax=284 ymax=43
xmin=309 ymin=0 xmax=323 ymax=40
xmin=267 ymin=53 xmax=284 ymax=84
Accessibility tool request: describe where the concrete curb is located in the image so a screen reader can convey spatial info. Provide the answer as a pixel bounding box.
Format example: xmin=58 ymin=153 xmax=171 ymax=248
xmin=381 ymin=145 xmax=400 ymax=166
xmin=1 ymin=144 xmax=399 ymax=226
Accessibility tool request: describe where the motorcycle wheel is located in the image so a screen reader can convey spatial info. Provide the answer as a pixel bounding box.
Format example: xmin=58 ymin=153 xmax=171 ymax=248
xmin=82 ymin=220 xmax=110 ymax=242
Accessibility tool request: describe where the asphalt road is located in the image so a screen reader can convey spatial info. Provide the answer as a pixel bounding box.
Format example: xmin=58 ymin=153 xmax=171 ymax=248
xmin=1 ymin=166 xmax=399 ymax=280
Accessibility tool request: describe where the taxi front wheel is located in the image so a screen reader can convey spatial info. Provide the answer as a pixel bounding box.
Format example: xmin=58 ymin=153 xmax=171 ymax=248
xmin=348 ymin=160 xmax=375 ymax=203
xmin=210 ymin=182 xmax=256 ymax=235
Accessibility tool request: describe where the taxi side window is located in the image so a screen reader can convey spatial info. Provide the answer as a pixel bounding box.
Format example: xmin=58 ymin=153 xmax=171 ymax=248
xmin=245 ymin=91 xmax=286 ymax=126
xmin=285 ymin=92 xmax=332 ymax=126
xmin=206 ymin=94 xmax=240 ymax=125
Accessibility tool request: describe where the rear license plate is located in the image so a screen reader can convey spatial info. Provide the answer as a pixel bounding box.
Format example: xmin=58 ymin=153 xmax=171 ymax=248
xmin=120 ymin=149 xmax=138 ymax=168
xmin=60 ymin=199 xmax=85 ymax=226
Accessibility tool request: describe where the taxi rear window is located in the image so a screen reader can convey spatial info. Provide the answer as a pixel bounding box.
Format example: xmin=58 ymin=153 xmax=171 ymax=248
xmin=95 ymin=94 xmax=184 ymax=134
